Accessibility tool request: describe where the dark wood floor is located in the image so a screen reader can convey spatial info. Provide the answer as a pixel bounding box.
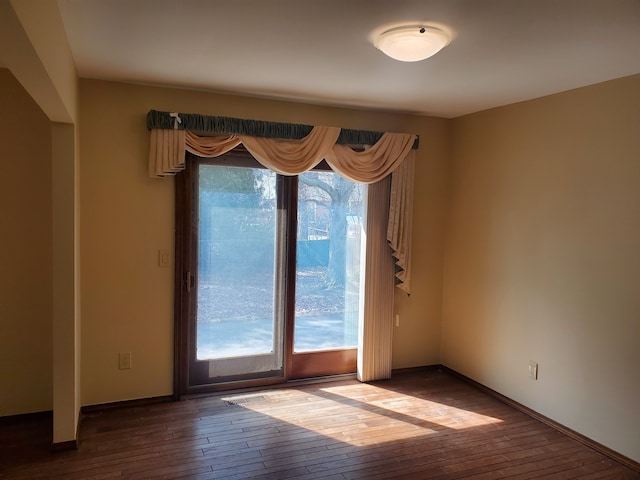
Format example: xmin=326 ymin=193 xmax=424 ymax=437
xmin=1 ymin=370 xmax=638 ymax=479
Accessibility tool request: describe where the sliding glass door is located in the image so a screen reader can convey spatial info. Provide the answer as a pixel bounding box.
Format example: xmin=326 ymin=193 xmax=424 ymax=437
xmin=176 ymin=149 xmax=365 ymax=392
xmin=195 ymin=163 xmax=285 ymax=381
xmin=289 ymin=170 xmax=364 ymax=378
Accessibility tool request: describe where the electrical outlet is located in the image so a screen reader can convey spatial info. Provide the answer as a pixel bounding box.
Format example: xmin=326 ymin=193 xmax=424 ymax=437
xmin=395 ymin=314 xmax=400 ymax=327
xmin=528 ymin=360 xmax=538 ymax=380
xmin=119 ymin=352 xmax=132 ymax=370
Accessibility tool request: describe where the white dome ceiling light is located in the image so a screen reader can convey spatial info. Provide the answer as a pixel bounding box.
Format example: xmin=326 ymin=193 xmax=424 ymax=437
xmin=374 ymin=25 xmax=451 ymax=62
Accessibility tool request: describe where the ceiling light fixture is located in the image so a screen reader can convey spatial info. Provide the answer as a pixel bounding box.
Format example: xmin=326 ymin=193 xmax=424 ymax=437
xmin=374 ymin=25 xmax=450 ymax=62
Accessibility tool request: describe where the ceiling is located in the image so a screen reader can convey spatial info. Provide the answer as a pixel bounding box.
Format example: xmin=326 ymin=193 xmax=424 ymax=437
xmin=57 ymin=0 xmax=640 ymax=118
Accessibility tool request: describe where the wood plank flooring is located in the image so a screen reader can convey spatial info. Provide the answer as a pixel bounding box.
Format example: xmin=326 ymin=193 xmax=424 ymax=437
xmin=1 ymin=370 xmax=638 ymax=479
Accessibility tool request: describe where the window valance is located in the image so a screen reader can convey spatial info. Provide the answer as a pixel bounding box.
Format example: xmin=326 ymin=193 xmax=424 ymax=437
xmin=146 ymin=109 xmax=419 ymax=149
xmin=147 ymin=109 xmax=416 ymax=294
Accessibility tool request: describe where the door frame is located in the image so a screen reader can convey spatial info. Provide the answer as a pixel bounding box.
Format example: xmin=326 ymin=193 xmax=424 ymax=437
xmin=174 ymin=148 xmax=358 ymax=396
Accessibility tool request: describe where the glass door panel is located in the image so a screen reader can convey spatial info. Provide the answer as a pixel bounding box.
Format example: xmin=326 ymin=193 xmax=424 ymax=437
xmin=193 ymin=164 xmax=284 ymax=382
xmin=290 ymin=171 xmax=365 ymax=378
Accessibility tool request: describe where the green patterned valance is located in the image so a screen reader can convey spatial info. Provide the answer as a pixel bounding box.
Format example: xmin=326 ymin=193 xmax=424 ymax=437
xmin=146 ymin=110 xmax=419 ymax=150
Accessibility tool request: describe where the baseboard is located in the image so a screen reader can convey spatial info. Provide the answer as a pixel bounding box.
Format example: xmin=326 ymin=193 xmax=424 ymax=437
xmin=81 ymin=395 xmax=174 ymax=414
xmin=51 ymin=439 xmax=78 ymax=452
xmin=74 ymin=408 xmax=82 ymax=449
xmin=0 ymin=410 xmax=81 ymax=452
xmin=52 ymin=409 xmax=82 ymax=452
xmin=0 ymin=410 xmax=52 ymax=425
xmin=392 ymin=364 xmax=441 ymax=376
xmin=440 ymin=365 xmax=640 ymax=473
xmin=81 ymin=376 xmax=357 ymax=412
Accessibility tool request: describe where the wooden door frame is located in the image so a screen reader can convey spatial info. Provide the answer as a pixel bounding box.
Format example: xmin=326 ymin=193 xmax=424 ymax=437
xmin=284 ymin=175 xmax=357 ymax=378
xmin=173 ymin=150 xmax=358 ymax=396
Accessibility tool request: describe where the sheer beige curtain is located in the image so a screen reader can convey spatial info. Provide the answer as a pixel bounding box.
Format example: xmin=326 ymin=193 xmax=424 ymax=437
xmin=241 ymin=126 xmax=340 ymax=174
xmin=149 ymin=124 xmax=415 ymax=381
xmin=150 ymin=127 xmax=340 ymax=175
xmin=324 ymin=132 xmax=414 ymax=183
xmin=326 ymin=138 xmax=415 ymax=295
xmin=387 ymin=153 xmax=415 ymax=293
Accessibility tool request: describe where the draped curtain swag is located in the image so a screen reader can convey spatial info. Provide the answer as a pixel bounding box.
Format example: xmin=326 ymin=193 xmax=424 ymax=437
xmin=148 ymin=110 xmax=416 ymax=294
xmin=148 ymin=110 xmax=417 ymax=381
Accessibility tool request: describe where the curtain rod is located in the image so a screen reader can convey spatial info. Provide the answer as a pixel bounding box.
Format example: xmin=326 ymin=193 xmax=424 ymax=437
xmin=146 ymin=110 xmax=419 ymax=150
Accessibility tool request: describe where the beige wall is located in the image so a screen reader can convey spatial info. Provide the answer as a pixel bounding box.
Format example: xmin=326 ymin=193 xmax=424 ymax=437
xmin=1 ymin=2 xmax=81 ymax=441
xmin=443 ymin=74 xmax=640 ymax=462
xmin=79 ymin=79 xmax=448 ymax=406
xmin=393 ymin=116 xmax=448 ymax=368
xmin=0 ymin=69 xmax=53 ymax=416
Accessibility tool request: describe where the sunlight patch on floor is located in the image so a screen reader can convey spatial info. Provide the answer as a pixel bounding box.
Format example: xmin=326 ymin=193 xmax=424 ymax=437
xmin=325 ymin=384 xmax=503 ymax=427
xmin=235 ymin=383 xmax=503 ymax=447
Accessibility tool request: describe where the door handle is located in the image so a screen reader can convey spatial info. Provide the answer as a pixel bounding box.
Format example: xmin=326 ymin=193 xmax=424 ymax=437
xmin=186 ymin=271 xmax=194 ymax=293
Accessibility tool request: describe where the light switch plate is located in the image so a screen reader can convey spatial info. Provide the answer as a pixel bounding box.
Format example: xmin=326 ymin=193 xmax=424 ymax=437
xmin=158 ymin=249 xmax=170 ymax=267
xmin=528 ymin=360 xmax=538 ymax=380
xmin=119 ymin=352 xmax=132 ymax=370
